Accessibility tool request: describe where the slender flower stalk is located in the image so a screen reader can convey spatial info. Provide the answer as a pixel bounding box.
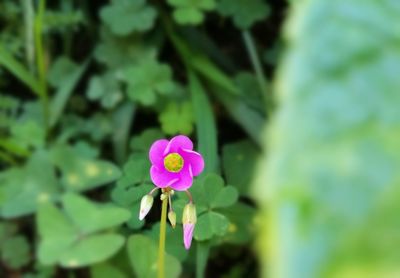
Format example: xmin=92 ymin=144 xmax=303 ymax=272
xmin=158 ymin=191 xmax=168 ymax=278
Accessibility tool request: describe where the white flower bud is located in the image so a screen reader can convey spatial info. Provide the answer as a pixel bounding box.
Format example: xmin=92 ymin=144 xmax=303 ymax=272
xmin=139 ymin=194 xmax=153 ymax=220
xmin=168 ymin=211 xmax=177 ymax=228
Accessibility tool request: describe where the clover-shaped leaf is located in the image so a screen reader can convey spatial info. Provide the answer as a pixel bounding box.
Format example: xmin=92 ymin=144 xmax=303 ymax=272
xmin=91 ymin=262 xmax=128 ymax=278
xmin=1 ymin=235 xmax=30 ymax=269
xmin=37 ymin=193 xmax=130 ymax=267
xmin=11 ymin=120 xmax=45 ymax=150
xmin=185 ymin=173 xmax=239 ymax=241
xmin=127 ymin=235 xmax=181 ymax=278
xmin=159 ymin=101 xmax=194 ymax=135
xmin=111 ymin=153 xmax=153 ymax=229
xmin=0 ymin=151 xmax=60 ymax=218
xmin=121 ymin=58 xmax=175 ymax=105
xmin=50 ymin=144 xmax=121 ymax=192
xmin=47 ymin=56 xmax=79 ymax=89
xmin=100 ymin=0 xmax=157 ymax=36
xmin=168 ymin=0 xmax=215 ymax=25
xmin=217 ymin=0 xmax=270 ymax=30
xmin=95 ymin=27 xmax=157 ymax=69
xmin=129 ymin=128 xmax=164 ymax=152
xmin=87 ymin=74 xmax=123 ymax=109
xmin=222 ymin=140 xmax=259 ymax=196
xmin=220 ymin=202 xmax=256 ymax=244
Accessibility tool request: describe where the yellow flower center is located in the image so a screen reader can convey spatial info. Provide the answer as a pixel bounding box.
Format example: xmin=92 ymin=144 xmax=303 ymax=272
xmin=164 ymin=153 xmax=184 ymax=173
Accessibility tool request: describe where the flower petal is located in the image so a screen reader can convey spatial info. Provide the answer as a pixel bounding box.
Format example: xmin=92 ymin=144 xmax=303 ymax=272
xmin=183 ymin=223 xmax=195 ymax=250
xmin=150 ymin=165 xmax=178 ymax=188
xmin=149 ymin=139 xmax=169 ymax=166
xmin=169 ymin=165 xmax=193 ymax=191
xmin=164 ymin=135 xmax=193 ymax=155
xmin=180 ymin=149 xmax=204 ymax=176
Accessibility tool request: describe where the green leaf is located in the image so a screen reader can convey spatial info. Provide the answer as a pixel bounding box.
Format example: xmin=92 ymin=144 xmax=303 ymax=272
xmin=217 ymin=0 xmax=270 ymax=30
xmin=159 ymin=101 xmax=194 ymax=135
xmin=220 ymin=202 xmax=256 ymax=244
xmin=91 ymin=262 xmax=128 ymax=278
xmin=234 ymin=72 xmax=267 ymax=115
xmin=189 ymin=71 xmax=218 ymax=173
xmin=37 ymin=196 xmax=127 ymax=267
xmin=168 ymin=0 xmax=215 ymax=25
xmin=51 ymin=144 xmax=121 ymax=192
xmin=10 ymin=120 xmax=45 ymax=149
xmin=1 ymin=235 xmax=30 ymax=269
xmin=62 ymin=193 xmax=131 ymax=234
xmin=190 ymin=173 xmax=238 ymax=209
xmin=130 ymin=128 xmax=164 ymax=152
xmin=254 ymin=1 xmax=400 ymax=277
xmin=59 ymin=234 xmax=125 ymax=268
xmin=95 ymin=27 xmax=157 ymax=69
xmin=49 ymin=58 xmax=89 ymax=127
xmin=122 ymin=58 xmax=175 ymax=105
xmin=87 ymin=74 xmax=123 ymax=109
xmin=100 ymin=0 xmax=157 ymax=36
xmin=0 ymin=43 xmax=40 ymax=95
xmin=0 ymin=151 xmax=60 ymax=218
xmin=194 ymin=211 xmax=229 ymax=241
xmin=127 ymin=235 xmax=181 ymax=278
xmin=222 ymin=140 xmax=259 ymax=196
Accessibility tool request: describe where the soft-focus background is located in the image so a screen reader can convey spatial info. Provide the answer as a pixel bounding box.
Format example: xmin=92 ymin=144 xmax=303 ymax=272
xmin=1 ymin=0 xmax=399 ymax=278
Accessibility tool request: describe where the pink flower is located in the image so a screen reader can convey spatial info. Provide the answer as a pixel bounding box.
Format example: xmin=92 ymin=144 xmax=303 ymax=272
xmin=149 ymin=135 xmax=204 ymax=191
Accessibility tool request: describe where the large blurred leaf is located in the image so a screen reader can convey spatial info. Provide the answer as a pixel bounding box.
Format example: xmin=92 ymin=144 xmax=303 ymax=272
xmin=50 ymin=144 xmax=121 ymax=192
xmin=159 ymin=101 xmax=194 ymax=135
xmin=0 ymin=151 xmax=60 ymax=218
xmin=254 ymin=1 xmax=400 ymax=277
xmin=1 ymin=235 xmax=30 ymax=269
xmin=37 ymin=194 xmax=130 ymax=267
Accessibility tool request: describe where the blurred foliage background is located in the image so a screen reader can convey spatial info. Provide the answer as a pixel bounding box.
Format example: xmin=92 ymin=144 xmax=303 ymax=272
xmin=1 ymin=0 xmax=399 ymax=278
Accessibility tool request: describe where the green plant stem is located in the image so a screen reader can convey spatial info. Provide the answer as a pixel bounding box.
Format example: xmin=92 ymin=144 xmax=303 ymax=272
xmin=21 ymin=0 xmax=35 ymax=73
xmin=242 ymin=30 xmax=268 ymax=101
xmin=158 ymin=194 xmax=168 ymax=278
xmin=34 ymin=0 xmax=49 ymax=131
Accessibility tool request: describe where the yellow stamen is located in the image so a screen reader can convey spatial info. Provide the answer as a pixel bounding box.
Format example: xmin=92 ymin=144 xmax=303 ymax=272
xmin=164 ymin=153 xmax=184 ymax=172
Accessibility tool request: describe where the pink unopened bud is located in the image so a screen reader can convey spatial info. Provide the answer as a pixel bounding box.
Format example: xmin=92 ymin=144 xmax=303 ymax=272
xmin=139 ymin=194 xmax=153 ymax=220
xmin=182 ymin=203 xmax=196 ymax=250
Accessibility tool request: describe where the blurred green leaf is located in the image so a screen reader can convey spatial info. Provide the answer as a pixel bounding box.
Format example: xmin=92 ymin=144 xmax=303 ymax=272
xmin=127 ymin=234 xmax=181 ymax=278
xmin=168 ymin=0 xmax=215 ymax=25
xmin=10 ymin=120 xmax=45 ymax=149
xmin=222 ymin=140 xmax=259 ymax=196
xmin=1 ymin=235 xmax=30 ymax=269
xmin=0 ymin=151 xmax=60 ymax=218
xmin=49 ymin=58 xmax=89 ymax=127
xmin=234 ymin=72 xmax=267 ymax=114
xmin=220 ymin=202 xmax=256 ymax=244
xmin=122 ymin=58 xmax=175 ymax=105
xmin=51 ymin=144 xmax=121 ymax=192
xmin=37 ymin=194 xmax=129 ymax=267
xmin=62 ymin=193 xmax=131 ymax=234
xmin=111 ymin=153 xmax=153 ymax=229
xmin=159 ymin=101 xmax=194 ymax=135
xmin=87 ymin=74 xmax=123 ymax=109
xmin=91 ymin=262 xmax=128 ymax=278
xmin=0 ymin=43 xmax=40 ymax=95
xmin=189 ymin=71 xmax=218 ymax=173
xmin=100 ymin=0 xmax=157 ymax=36
xmin=217 ymin=0 xmax=270 ymax=30
xmin=254 ymin=0 xmax=400 ymax=277
xmin=130 ymin=128 xmax=164 ymax=152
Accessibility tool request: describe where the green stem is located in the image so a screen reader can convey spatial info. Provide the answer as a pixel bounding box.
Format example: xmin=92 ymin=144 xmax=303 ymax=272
xmin=21 ymin=0 xmax=35 ymax=73
xmin=158 ymin=194 xmax=168 ymax=278
xmin=242 ymin=30 xmax=268 ymax=101
xmin=34 ymin=0 xmax=49 ymax=131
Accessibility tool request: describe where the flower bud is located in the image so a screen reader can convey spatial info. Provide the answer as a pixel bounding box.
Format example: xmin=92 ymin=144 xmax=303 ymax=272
xmin=139 ymin=194 xmax=153 ymax=220
xmin=168 ymin=211 xmax=177 ymax=228
xmin=182 ymin=203 xmax=197 ymax=250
